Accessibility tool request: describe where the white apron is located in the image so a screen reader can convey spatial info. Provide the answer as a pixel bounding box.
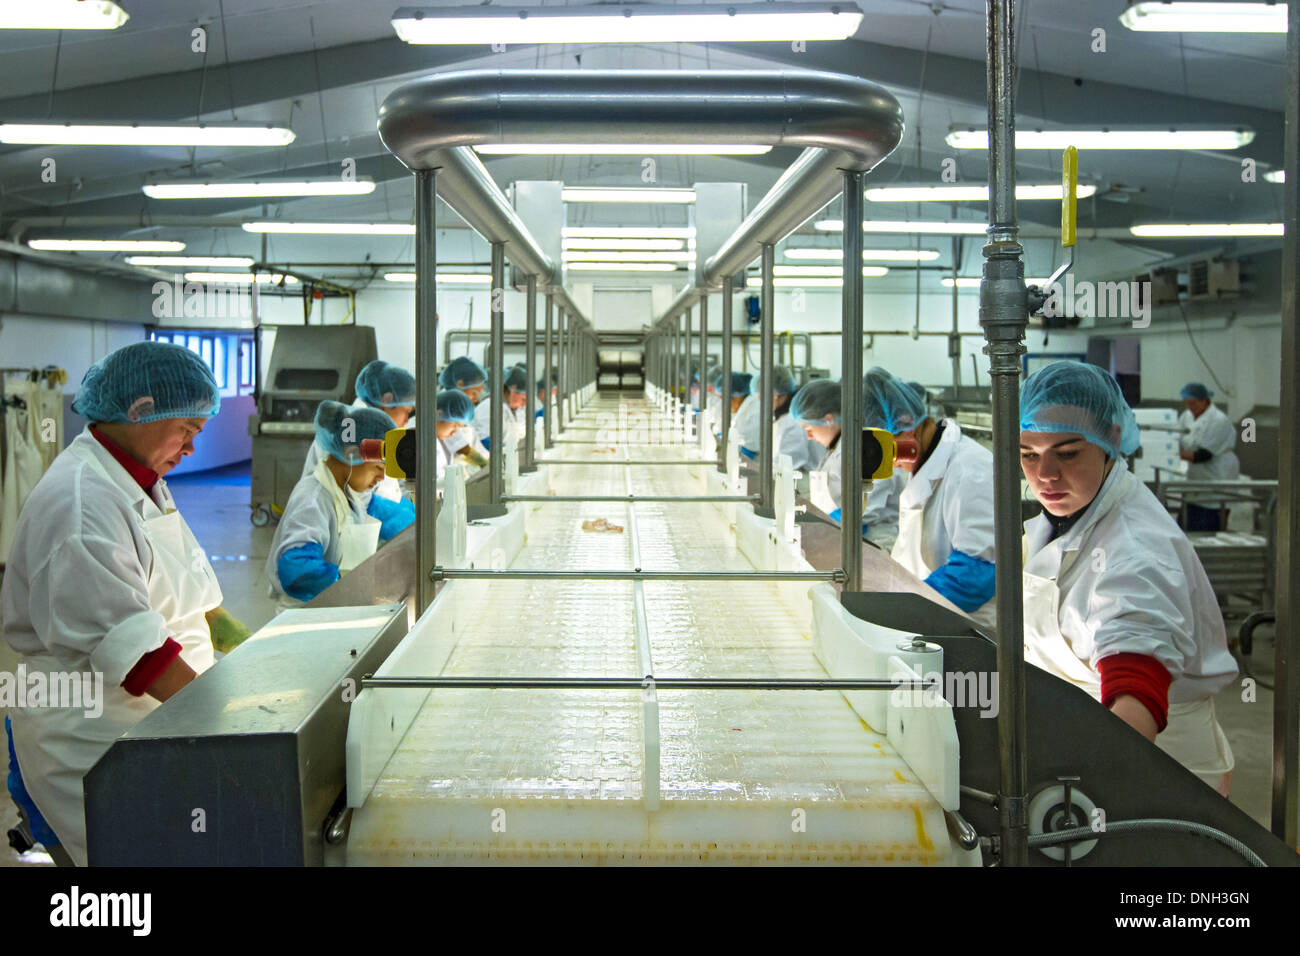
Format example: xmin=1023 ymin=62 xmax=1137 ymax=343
xmin=11 ymin=461 xmax=221 ymax=865
xmin=893 ymin=503 xmax=997 ymax=630
xmin=1023 ymin=557 xmax=1233 ymax=791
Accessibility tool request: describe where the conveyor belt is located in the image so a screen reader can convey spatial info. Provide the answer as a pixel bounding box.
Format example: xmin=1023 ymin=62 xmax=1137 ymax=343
xmin=347 ymin=396 xmax=957 ymax=864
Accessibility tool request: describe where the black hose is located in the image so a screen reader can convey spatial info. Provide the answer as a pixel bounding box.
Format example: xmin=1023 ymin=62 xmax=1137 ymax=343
xmin=1237 ymin=611 xmax=1275 ymax=691
xmin=1029 ymin=818 xmax=1267 ymax=867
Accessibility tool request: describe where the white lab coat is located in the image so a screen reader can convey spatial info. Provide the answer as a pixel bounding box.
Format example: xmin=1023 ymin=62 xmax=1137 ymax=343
xmin=774 ymin=411 xmax=825 ymax=472
xmin=705 ymin=394 xmax=722 ymax=436
xmin=1178 ymin=405 xmax=1240 ymax=507
xmin=473 ymin=398 xmax=526 ymax=450
xmin=266 ymin=460 xmax=381 ymax=606
xmin=891 ymin=420 xmax=998 ymax=628
xmin=733 ymin=394 xmax=760 ymax=452
xmin=811 ymin=439 xmax=907 ymax=547
xmin=1023 ymin=458 xmax=1237 ymax=785
xmin=1 ymin=427 xmax=222 ymax=865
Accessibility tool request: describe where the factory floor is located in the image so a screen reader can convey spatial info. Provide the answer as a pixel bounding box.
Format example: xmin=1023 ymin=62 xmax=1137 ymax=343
xmin=0 ymin=459 xmax=1290 ymax=865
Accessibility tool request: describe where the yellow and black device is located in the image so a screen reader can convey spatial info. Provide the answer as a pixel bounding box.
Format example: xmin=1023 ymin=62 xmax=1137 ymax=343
xmin=360 ymin=427 xmax=416 ymax=479
xmin=862 ymin=427 xmax=901 ymax=479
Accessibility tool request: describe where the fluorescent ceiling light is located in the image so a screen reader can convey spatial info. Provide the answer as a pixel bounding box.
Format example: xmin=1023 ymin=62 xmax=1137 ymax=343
xmin=29 ymin=238 xmax=185 ymax=252
xmin=567 ymin=262 xmax=679 ymax=272
xmin=941 ymin=277 xmax=1050 ymax=289
xmin=785 ymin=247 xmax=941 ymax=262
xmin=242 ymin=222 xmax=415 ymax=236
xmin=564 ymin=251 xmax=695 ymax=263
xmin=1129 ymin=222 xmax=1283 ymax=238
xmin=0 ymin=1 xmax=128 ymax=29
xmin=866 ymin=183 xmax=1097 ymax=202
xmin=1119 ymin=2 xmax=1286 ymax=33
xmin=475 ymin=144 xmax=771 ymax=155
xmin=0 ymin=124 xmax=295 ymax=147
xmin=562 ymin=187 xmax=695 ymax=204
xmin=125 ymin=256 xmax=254 ymax=267
xmin=946 ymin=127 xmax=1254 ymax=150
xmin=774 ymin=265 xmax=889 ymax=277
xmin=563 ymin=226 xmax=695 ymax=239
xmin=562 ymin=237 xmax=684 ymax=251
xmin=384 ymin=272 xmax=493 ymax=283
xmin=185 ymin=272 xmax=299 ymax=285
xmin=814 ymin=220 xmax=988 ymax=235
xmin=144 ymin=181 xmax=374 ymax=199
xmin=1266 ymin=170 xmax=1285 ymax=183
xmin=745 ymin=275 xmax=851 ymax=288
xmin=392 ymin=3 xmax=863 ymax=44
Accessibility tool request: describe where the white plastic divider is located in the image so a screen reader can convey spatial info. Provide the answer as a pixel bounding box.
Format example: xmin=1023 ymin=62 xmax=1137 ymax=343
xmin=623 ymin=451 xmax=661 ymax=813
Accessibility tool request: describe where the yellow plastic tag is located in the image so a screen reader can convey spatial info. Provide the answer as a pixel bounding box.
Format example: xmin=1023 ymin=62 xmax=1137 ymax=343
xmin=1062 ymin=145 xmax=1078 ymax=248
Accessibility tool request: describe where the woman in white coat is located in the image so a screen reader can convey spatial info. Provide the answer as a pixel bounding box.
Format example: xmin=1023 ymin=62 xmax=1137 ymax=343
xmin=861 ymin=367 xmax=998 ymax=629
xmin=267 ymin=402 xmax=414 ymax=607
xmin=473 ymin=364 xmax=530 ymax=452
xmin=1176 ymin=382 xmax=1240 ymax=532
xmin=1 ymin=342 xmax=232 ymax=865
xmin=1020 ymin=362 xmax=1237 ymax=793
xmin=789 ymin=378 xmax=908 ymax=550
xmin=735 ymin=364 xmax=824 ymax=472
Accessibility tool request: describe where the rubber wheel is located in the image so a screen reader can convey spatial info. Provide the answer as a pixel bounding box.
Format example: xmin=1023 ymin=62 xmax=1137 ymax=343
xmin=250 ymin=504 xmax=272 ymax=527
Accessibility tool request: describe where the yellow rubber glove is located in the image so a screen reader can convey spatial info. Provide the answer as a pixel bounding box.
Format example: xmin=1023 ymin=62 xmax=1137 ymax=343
xmin=206 ymin=607 xmax=254 ymax=654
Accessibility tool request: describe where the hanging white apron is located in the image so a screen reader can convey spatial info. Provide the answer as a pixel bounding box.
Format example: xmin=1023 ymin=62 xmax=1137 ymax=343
xmin=1023 ymin=560 xmax=1233 ymax=791
xmin=892 ymin=501 xmax=997 ymax=630
xmin=10 ymin=470 xmax=221 ymax=865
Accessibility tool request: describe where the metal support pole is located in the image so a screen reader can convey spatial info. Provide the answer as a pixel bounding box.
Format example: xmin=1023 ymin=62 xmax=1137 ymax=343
xmin=684 ymin=306 xmax=693 ymax=439
xmin=720 ymin=276 xmax=733 ymax=471
xmin=414 ymin=169 xmax=438 ymax=616
xmin=840 ymin=170 xmax=866 ymax=594
xmin=558 ymin=308 xmax=567 ymax=431
xmin=1273 ymin=0 xmax=1300 ymax=847
xmin=698 ymin=295 xmax=708 ymax=448
xmin=983 ymin=0 xmax=1029 ymax=867
xmin=759 ymin=242 xmax=776 ymax=509
xmin=489 ymin=241 xmax=506 ymax=504
xmin=673 ymin=314 xmax=682 ymax=427
xmin=952 ymin=232 xmax=964 ymax=392
xmin=543 ymin=293 xmax=554 ymax=449
xmin=524 ymin=274 xmax=537 ymax=470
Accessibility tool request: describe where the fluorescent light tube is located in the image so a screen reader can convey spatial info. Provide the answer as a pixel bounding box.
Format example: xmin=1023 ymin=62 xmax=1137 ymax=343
xmin=1119 ymin=2 xmax=1286 ymax=33
xmin=145 ymin=181 xmax=374 ymax=199
xmin=564 ymin=251 xmax=696 ymax=263
xmin=562 ymin=187 xmax=695 ymax=204
xmin=29 ymin=239 xmax=185 ymax=252
xmin=1129 ymin=222 xmax=1283 ymax=237
xmin=566 ymin=262 xmax=679 ymax=272
xmin=125 ymin=256 xmax=254 ymax=267
xmin=562 ymin=238 xmax=685 ymax=251
xmin=0 ymin=1 xmax=128 ymax=29
xmin=865 ymin=183 xmax=1097 ymax=201
xmin=773 ymin=265 xmax=889 ymax=277
xmin=185 ymin=272 xmax=300 ymax=285
xmin=242 ymin=222 xmax=415 ymax=235
xmin=563 ymin=227 xmax=695 ymax=239
xmin=384 ymin=273 xmax=494 ymax=283
xmin=784 ymin=247 xmax=941 ymax=261
xmin=1266 ymin=170 xmax=1285 ymax=183
xmin=0 ymin=124 xmax=295 ymax=147
xmin=475 ymin=144 xmax=771 ymax=155
xmin=946 ymin=127 xmax=1254 ymax=150
xmin=814 ymin=220 xmax=988 ymax=235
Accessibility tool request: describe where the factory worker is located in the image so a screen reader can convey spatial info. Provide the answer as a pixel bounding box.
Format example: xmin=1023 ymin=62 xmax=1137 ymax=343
xmin=1 ymin=341 xmax=250 ymax=866
xmin=1176 ymin=382 xmax=1241 ymax=532
xmin=863 ymin=366 xmax=998 ymax=629
xmin=789 ymin=378 xmax=908 ymax=549
xmin=1021 ymin=362 xmax=1237 ymax=793
xmin=436 ymin=388 xmax=478 ymax=478
xmin=474 ymin=364 xmax=530 ymax=452
xmin=734 ymin=364 xmax=823 ymax=471
xmin=268 ymin=402 xmax=415 ymax=608
xmin=302 ymin=360 xmax=416 ymax=503
xmin=704 ymin=369 xmax=724 ymax=436
xmin=438 ymin=356 xmax=489 ymax=463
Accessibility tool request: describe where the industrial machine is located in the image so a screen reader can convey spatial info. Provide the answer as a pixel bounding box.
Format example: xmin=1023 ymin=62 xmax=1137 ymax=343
xmin=248 ymin=325 xmax=378 ymax=526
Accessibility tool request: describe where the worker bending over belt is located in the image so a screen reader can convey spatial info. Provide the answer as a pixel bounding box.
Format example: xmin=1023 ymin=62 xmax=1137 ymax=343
xmin=436 ymin=388 xmax=478 ymax=479
xmin=2 ymin=341 xmax=250 ymax=865
xmin=734 ymin=364 xmax=824 ymax=472
xmin=474 ymin=363 xmax=529 ymax=452
xmin=268 ymin=401 xmax=414 ymax=607
xmin=789 ymin=378 xmax=909 ymax=551
xmin=862 ymin=366 xmax=998 ymax=629
xmin=438 ymin=356 xmax=490 ymax=466
xmin=1020 ymin=361 xmax=1237 ymax=793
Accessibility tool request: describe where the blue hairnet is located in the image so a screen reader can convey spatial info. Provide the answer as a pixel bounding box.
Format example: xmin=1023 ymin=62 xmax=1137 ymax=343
xmin=907 ymin=382 xmax=928 ymax=402
xmin=709 ymin=368 xmax=724 ymax=391
xmin=790 ymin=379 xmax=841 ymax=426
xmin=313 ymin=401 xmax=395 ymax=465
xmin=862 ymin=366 xmax=927 ymax=434
xmin=755 ymin=364 xmax=796 ymax=396
xmin=1020 ymin=361 xmax=1140 ymax=459
xmin=73 ymin=341 xmax=220 ymax=424
xmin=730 ymin=371 xmax=754 ymax=397
xmin=1180 ymin=382 xmax=1212 ymax=401
xmin=504 ymin=365 xmax=528 ymax=393
xmin=439 ymin=356 xmax=487 ymax=390
xmin=355 ymin=360 xmax=416 ymax=408
xmin=436 ymin=388 xmax=476 ymax=424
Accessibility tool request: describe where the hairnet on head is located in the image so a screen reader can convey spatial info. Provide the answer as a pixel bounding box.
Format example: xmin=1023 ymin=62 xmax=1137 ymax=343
xmin=1180 ymin=382 xmax=1212 ymax=401
xmin=907 ymin=382 xmax=928 ymax=402
xmin=709 ymin=368 xmax=724 ymax=391
xmin=436 ymin=388 xmax=476 ymax=424
xmin=439 ymin=356 xmax=487 ymax=390
xmin=862 ymin=366 xmax=927 ymax=434
xmin=790 ymin=378 xmax=841 ymax=426
xmin=504 ymin=365 xmax=529 ymax=393
xmin=755 ymin=364 xmax=796 ymax=396
xmin=73 ymin=341 xmax=220 ymax=425
xmin=1020 ymin=361 xmax=1140 ymax=459
xmin=314 ymin=401 xmax=395 ymax=465
xmin=355 ymin=360 xmax=416 ymax=408
xmin=730 ymin=371 xmax=754 ymax=397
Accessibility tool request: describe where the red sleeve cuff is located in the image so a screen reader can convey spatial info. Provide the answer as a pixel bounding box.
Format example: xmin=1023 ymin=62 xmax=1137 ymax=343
xmin=121 ymin=638 xmax=183 ymax=697
xmin=1098 ymin=652 xmax=1172 ymax=732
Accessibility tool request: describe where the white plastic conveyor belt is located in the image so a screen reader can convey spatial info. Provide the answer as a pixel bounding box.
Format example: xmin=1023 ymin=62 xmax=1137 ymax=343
xmin=346 ymin=396 xmax=967 ymax=865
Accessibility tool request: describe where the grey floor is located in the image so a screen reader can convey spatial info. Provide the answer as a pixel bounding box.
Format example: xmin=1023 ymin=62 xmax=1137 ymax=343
xmin=0 ymin=460 xmax=1291 ymax=866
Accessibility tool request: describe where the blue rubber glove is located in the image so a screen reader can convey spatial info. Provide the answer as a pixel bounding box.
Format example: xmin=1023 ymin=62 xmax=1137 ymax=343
xmin=6 ymin=716 xmax=61 ymax=849
xmin=924 ymin=549 xmax=996 ymax=613
xmin=367 ymin=493 xmax=415 ymax=541
xmin=827 ymin=508 xmax=869 ymax=536
xmin=278 ymin=542 xmax=339 ymax=601
xmin=739 ymin=446 xmax=757 ymax=461
xmin=481 ymin=436 xmax=492 ymax=452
